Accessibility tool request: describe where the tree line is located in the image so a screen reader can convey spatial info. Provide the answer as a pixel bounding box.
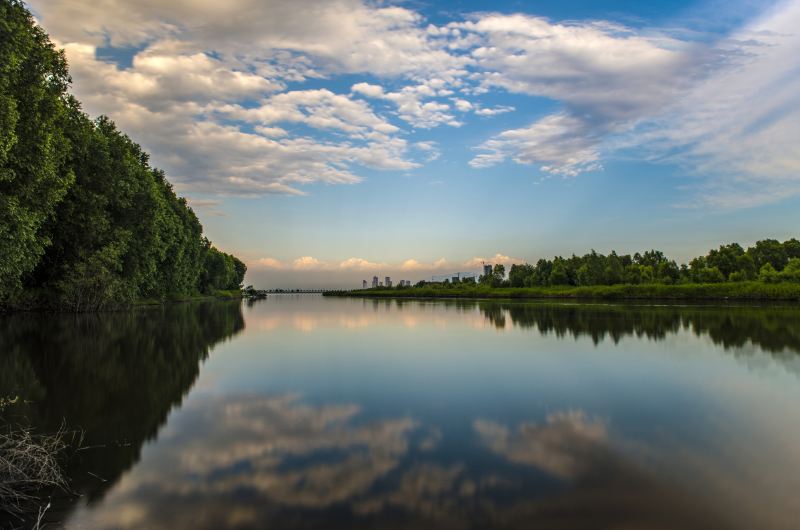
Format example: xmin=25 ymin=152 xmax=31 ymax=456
xmin=399 ymin=239 xmax=800 ymax=290
xmin=0 ymin=0 xmax=245 ymax=310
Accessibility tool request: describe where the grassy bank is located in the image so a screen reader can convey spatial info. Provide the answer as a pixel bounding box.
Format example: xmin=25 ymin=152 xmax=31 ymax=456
xmin=325 ymin=282 xmax=800 ymax=302
xmin=1 ymin=290 xmax=243 ymax=314
xmin=126 ymin=289 xmax=243 ymax=307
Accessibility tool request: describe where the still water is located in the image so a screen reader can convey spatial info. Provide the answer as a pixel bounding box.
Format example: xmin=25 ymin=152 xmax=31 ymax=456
xmin=2 ymin=296 xmax=800 ymax=529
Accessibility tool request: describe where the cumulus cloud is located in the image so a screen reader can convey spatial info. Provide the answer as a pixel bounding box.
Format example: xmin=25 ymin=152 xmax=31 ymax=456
xmin=400 ymin=258 xmax=449 ymax=271
xmin=293 ymin=256 xmax=325 ymax=270
xmin=31 ymin=0 xmax=800 ymax=208
xmin=57 ymin=45 xmax=417 ymax=196
xmin=220 ymin=89 xmax=399 ymax=137
xmin=470 ymin=113 xmax=602 ymax=175
xmin=352 ymin=82 xmax=461 ymax=128
xmin=464 ymin=254 xmax=522 ymax=268
xmin=254 ymin=257 xmax=285 ymax=270
xmin=35 ymin=0 xmax=469 ymax=78
xmin=456 ymin=13 xmax=695 ymax=176
xmin=338 ymin=258 xmax=388 ymax=271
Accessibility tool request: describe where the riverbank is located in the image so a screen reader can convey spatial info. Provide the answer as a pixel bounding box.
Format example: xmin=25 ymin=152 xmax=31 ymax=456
xmin=135 ymin=290 xmax=243 ymax=306
xmin=0 ymin=290 xmax=244 ymax=314
xmin=325 ymin=282 xmax=800 ymax=301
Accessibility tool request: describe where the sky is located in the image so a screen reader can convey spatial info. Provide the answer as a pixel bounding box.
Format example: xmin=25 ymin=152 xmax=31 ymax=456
xmin=28 ymin=0 xmax=800 ymax=287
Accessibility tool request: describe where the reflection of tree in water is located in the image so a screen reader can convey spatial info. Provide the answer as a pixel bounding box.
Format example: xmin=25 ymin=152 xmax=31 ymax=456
xmin=472 ymin=301 xmax=800 ymax=355
xmin=0 ymin=300 xmax=244 ymax=524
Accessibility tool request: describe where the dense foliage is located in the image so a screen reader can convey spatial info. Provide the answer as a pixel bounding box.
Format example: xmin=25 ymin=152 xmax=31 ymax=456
xmin=397 ymin=239 xmax=800 ymax=290
xmin=0 ymin=0 xmax=245 ymax=310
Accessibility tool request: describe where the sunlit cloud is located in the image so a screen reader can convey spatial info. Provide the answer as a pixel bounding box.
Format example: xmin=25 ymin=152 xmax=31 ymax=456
xmin=464 ymin=253 xmax=522 ymax=268
xmin=293 ymin=256 xmax=325 ymax=270
xmin=254 ymin=257 xmax=286 ymax=270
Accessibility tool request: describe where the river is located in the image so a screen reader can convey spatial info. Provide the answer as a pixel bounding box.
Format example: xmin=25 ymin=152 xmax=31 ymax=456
xmin=2 ymin=296 xmax=800 ymax=529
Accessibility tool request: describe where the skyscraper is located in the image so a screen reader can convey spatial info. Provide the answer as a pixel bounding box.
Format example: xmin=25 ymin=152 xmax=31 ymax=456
xmin=385 ymin=276 xmax=392 ymax=288
xmin=372 ymin=276 xmax=379 ymax=288
xmin=362 ymin=280 xmax=367 ymax=288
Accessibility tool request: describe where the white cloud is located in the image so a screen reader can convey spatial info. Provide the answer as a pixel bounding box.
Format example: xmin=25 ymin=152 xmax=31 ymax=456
xmin=453 ymin=98 xmax=473 ymax=112
xmin=59 ymin=43 xmax=419 ymax=195
xmin=455 ymin=14 xmax=691 ymax=119
xmin=339 ymin=258 xmax=387 ymax=271
xmin=222 ymin=89 xmax=399 ymax=137
xmin=32 ymin=0 xmax=800 ymax=209
xmin=470 ymin=113 xmax=602 ymax=176
xmin=35 ymin=0 xmax=469 ymax=78
xmin=353 ymin=82 xmax=461 ymax=128
xmin=293 ymin=256 xmax=325 ymax=270
xmin=464 ymin=254 xmax=522 ymax=268
xmin=254 ymin=258 xmax=286 ymax=269
xmin=636 ymin=0 xmax=800 ymax=207
xmin=400 ymin=258 xmax=449 ymax=271
xmin=456 ymin=13 xmax=695 ymax=177
xmin=474 ymin=105 xmax=514 ymax=117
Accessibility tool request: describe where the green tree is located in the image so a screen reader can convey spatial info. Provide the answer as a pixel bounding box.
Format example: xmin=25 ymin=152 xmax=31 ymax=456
xmin=508 ymin=263 xmax=533 ymax=288
xmin=759 ymin=263 xmax=780 ymax=283
xmin=549 ymin=259 xmax=570 ymax=285
xmin=748 ymin=239 xmax=788 ymax=271
xmin=0 ymin=0 xmax=73 ymax=301
xmin=783 ymin=238 xmax=800 ymax=260
xmin=706 ymin=243 xmax=744 ymax=279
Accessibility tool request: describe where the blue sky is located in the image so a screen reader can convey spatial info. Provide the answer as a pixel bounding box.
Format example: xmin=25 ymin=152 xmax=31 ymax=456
xmin=30 ymin=0 xmax=800 ymax=286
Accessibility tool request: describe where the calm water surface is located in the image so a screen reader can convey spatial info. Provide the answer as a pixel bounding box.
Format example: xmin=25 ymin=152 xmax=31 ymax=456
xmin=2 ymin=297 xmax=800 ymax=529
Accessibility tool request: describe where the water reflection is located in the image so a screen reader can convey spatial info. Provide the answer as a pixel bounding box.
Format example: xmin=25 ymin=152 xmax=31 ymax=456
xmin=2 ymin=298 xmax=800 ymax=529
xmin=67 ymin=393 xmax=737 ymax=529
xmin=0 ymin=301 xmax=244 ymax=525
xmin=475 ymin=301 xmax=800 ymax=353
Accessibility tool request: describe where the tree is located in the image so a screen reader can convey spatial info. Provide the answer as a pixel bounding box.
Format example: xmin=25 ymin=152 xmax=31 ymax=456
xmin=604 ymin=252 xmax=624 ymax=285
xmin=783 ymin=238 xmax=800 ymax=260
xmin=0 ymin=0 xmax=73 ymax=301
xmin=549 ymin=260 xmax=570 ymax=285
xmin=779 ymin=258 xmax=800 ymax=282
xmin=508 ymin=263 xmax=533 ymax=288
xmin=491 ymin=264 xmax=506 ymax=287
xmin=706 ymin=243 xmax=744 ymax=279
xmin=0 ymin=0 xmax=245 ymax=310
xmin=759 ymin=263 xmax=780 ymax=283
xmin=748 ymin=239 xmax=788 ymax=271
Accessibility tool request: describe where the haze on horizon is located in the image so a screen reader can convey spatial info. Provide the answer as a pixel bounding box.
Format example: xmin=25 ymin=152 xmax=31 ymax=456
xmin=28 ymin=0 xmax=800 ymax=288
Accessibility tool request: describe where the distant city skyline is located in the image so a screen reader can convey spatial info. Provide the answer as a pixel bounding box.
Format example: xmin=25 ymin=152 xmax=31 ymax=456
xmin=29 ymin=0 xmax=800 ymax=287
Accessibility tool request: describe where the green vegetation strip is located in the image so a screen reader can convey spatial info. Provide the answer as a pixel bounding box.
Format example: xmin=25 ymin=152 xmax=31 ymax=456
xmin=327 ymin=282 xmax=800 ymax=301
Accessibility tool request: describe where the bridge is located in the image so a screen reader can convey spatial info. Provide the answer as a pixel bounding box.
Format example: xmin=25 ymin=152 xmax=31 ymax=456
xmin=261 ymin=289 xmax=340 ymax=294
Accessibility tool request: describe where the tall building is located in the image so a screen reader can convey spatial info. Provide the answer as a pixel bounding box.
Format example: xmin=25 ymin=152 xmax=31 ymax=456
xmin=483 ymin=263 xmax=493 ymax=277
xmin=372 ymin=276 xmax=379 ymax=288
xmin=362 ymin=280 xmax=367 ymax=289
xmin=385 ymin=276 xmax=392 ymax=288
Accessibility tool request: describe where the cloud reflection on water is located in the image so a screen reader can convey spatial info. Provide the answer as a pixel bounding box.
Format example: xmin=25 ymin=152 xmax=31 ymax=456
xmin=68 ymin=394 xmax=740 ymax=529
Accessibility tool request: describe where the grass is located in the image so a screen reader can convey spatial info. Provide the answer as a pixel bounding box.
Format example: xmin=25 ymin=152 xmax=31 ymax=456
xmin=326 ymin=281 xmax=800 ymax=302
xmin=133 ymin=290 xmax=243 ymax=306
